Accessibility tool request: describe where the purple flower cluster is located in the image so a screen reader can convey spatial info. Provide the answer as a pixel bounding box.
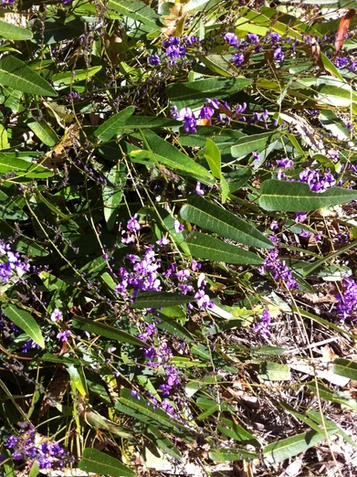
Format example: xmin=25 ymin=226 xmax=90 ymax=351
xmin=116 ymin=246 xmax=162 ymax=299
xmin=5 ymin=424 xmax=72 ymax=470
xmin=223 ymin=31 xmax=286 ymax=67
xmin=254 ymin=309 xmax=271 ymax=339
xmin=171 ymin=106 xmax=197 ymax=133
xmin=299 ymin=167 xmax=336 ymax=192
xmin=335 ymin=278 xmax=357 ymax=321
xmin=149 ymin=54 xmax=161 ymax=65
xmin=0 ymin=241 xmax=29 ymax=284
xmin=259 ymin=248 xmax=299 ymax=289
xmin=121 ymin=213 xmax=141 ymax=244
xmin=163 ymin=37 xmax=186 ymax=63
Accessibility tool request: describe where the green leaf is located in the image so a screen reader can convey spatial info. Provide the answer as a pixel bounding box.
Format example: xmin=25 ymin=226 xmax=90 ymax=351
xmin=218 ymin=418 xmax=260 ymax=446
xmin=231 ymin=131 xmax=280 ymax=158
xmin=2 ymin=304 xmax=44 ymax=349
xmin=28 ymin=120 xmax=58 ymax=147
xmin=186 ymin=232 xmax=264 ymax=265
xmin=306 ymin=381 xmax=357 ymax=411
xmin=320 ymin=52 xmax=344 ymax=82
xmin=103 ymin=163 xmax=126 ymax=230
xmin=180 ymin=195 xmax=274 ymax=249
xmin=0 ymin=124 xmax=9 ymax=150
xmin=307 ymin=410 xmax=357 ymax=448
xmin=52 ymin=66 xmax=102 ymax=86
xmin=95 ymin=107 xmax=135 ymax=142
xmin=84 ymin=410 xmax=132 ymax=439
xmin=259 ymin=180 xmax=357 ymax=212
xmin=258 ymin=362 xmax=290 ymax=381
xmin=209 ymin=448 xmax=257 ymax=461
xmin=204 ymin=138 xmax=221 ymax=179
xmin=132 ymin=130 xmax=214 ymax=183
xmin=263 ymin=429 xmax=335 ymax=465
xmin=0 ymin=189 xmax=28 ymax=220
xmin=67 ymin=365 xmax=87 ymax=397
xmin=131 ymin=291 xmax=194 ymax=309
xmin=79 ymin=448 xmax=135 ymax=477
xmin=156 ymin=312 xmax=194 ymax=343
xmin=108 ymin=0 xmax=161 ymax=29
xmin=115 ymin=388 xmax=191 ymax=437
xmin=0 ymin=55 xmax=57 ymax=96
xmin=71 ymin=315 xmax=148 ymax=347
xmin=146 ymin=427 xmax=182 ymax=460
xmin=0 ymin=154 xmax=52 ymax=179
xmin=123 ymin=116 xmax=180 ymax=129
xmin=0 ymin=19 xmax=33 ymax=41
xmin=28 ymin=461 xmax=39 ymax=477
xmin=332 ymin=358 xmax=357 ymax=381
xmin=167 ymin=77 xmax=252 ymax=109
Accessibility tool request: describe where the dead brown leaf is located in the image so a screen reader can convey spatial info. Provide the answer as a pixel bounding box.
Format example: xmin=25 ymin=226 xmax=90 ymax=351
xmin=335 ymin=9 xmax=356 ymax=54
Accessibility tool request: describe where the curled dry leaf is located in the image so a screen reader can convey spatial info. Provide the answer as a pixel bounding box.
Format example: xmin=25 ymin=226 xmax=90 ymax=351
xmin=335 ymin=9 xmax=356 ymax=54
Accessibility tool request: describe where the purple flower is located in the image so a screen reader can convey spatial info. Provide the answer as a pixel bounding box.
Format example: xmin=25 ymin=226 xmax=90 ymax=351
xmin=21 ymin=339 xmax=41 ymax=353
xmin=299 ymin=168 xmax=336 ymax=192
xmin=295 ymin=212 xmax=307 ymax=223
xmin=174 ymin=219 xmax=183 ymax=233
xmin=206 ymin=98 xmax=220 ymax=109
xmin=254 ymin=309 xmax=271 ymax=339
xmin=173 ymin=107 xmax=197 ymax=133
xmin=223 ymin=32 xmax=240 ymax=47
xmin=127 ymin=214 xmax=141 ymax=232
xmin=335 ymin=278 xmax=357 ymax=321
xmin=269 ymin=32 xmax=281 ymax=42
xmin=273 ymin=46 xmax=284 ymax=61
xmin=276 ymin=158 xmax=293 ymax=169
xmin=194 ymin=289 xmax=214 ymax=310
xmin=163 ymin=37 xmax=186 ymax=61
xmin=6 ymin=436 xmax=19 ymax=449
xmin=232 ymin=52 xmax=244 ymax=66
xmin=149 ymin=54 xmax=161 ymax=65
xmin=259 ymin=249 xmax=298 ymax=289
xmin=57 ymin=330 xmax=71 ymax=342
xmin=194 ymin=182 xmax=205 ymax=196
xmin=184 ymin=36 xmax=200 ymax=45
xmin=200 ymin=105 xmax=215 ymax=120
xmin=156 ymin=235 xmax=170 ymax=246
xmin=235 ymin=102 xmax=247 ymax=114
xmin=335 ymin=56 xmax=349 ymax=69
xmin=247 ymin=33 xmax=259 ymax=44
xmin=50 ymin=308 xmax=63 ymax=322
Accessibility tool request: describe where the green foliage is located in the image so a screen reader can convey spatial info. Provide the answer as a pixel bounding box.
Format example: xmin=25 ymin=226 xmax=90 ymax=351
xmin=1 ymin=0 xmax=357 ymax=475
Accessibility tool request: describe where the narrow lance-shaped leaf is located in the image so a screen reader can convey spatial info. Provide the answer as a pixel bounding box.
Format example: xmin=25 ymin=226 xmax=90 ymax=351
xmin=167 ymin=77 xmax=252 ymax=109
xmin=259 ymin=180 xmax=357 ymax=212
xmin=115 ymin=388 xmax=191 ymax=437
xmin=0 ymin=190 xmax=28 ymax=220
xmin=0 ymin=19 xmax=33 ymax=41
xmin=52 ymin=66 xmax=102 ymax=86
xmin=231 ymin=131 xmax=280 ymax=158
xmin=180 ymin=194 xmax=274 ymax=249
xmin=332 ymin=358 xmax=357 ymax=381
xmin=95 ymin=106 xmax=135 ymax=142
xmin=2 ymin=304 xmax=45 ymax=348
xmin=108 ymin=0 xmax=161 ymax=29
xmin=0 ymin=55 xmax=57 ymax=97
xmin=131 ymin=291 xmax=194 ymax=309
xmin=186 ymin=232 xmax=264 ymax=265
xmin=71 ymin=315 xmax=148 ymax=348
xmin=79 ymin=448 xmax=135 ymax=477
